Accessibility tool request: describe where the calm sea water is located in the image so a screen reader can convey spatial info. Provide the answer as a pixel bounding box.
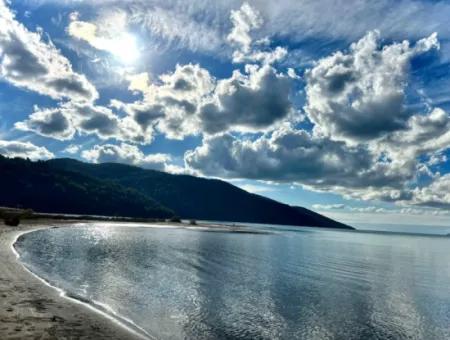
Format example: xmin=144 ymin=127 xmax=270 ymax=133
xmin=14 ymin=224 xmax=450 ymax=340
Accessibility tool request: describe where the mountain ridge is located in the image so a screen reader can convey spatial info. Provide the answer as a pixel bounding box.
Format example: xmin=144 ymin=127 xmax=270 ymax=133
xmin=0 ymin=155 xmax=353 ymax=229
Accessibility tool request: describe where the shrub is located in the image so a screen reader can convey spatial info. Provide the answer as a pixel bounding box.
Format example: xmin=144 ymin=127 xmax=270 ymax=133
xmin=4 ymin=215 xmax=20 ymax=226
xmin=169 ymin=216 xmax=182 ymax=223
xmin=189 ymin=220 xmax=197 ymax=225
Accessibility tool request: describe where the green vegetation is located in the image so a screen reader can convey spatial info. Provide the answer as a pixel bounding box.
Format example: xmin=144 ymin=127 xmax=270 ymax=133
xmin=0 ymin=156 xmax=173 ymax=219
xmin=0 ymin=156 xmax=353 ymax=229
xmin=0 ymin=207 xmax=33 ymax=226
xmin=169 ymin=216 xmax=182 ymax=223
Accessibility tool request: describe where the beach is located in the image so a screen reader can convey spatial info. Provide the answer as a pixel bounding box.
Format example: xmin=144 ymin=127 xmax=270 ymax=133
xmin=3 ymin=219 xmax=450 ymax=339
xmin=0 ymin=221 xmax=143 ymax=340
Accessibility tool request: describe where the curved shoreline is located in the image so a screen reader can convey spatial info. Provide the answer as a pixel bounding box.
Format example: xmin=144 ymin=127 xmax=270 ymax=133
xmin=0 ymin=221 xmax=147 ymax=340
xmin=12 ymin=229 xmax=155 ymax=340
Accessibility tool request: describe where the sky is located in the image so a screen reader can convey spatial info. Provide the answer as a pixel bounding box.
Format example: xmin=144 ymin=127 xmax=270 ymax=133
xmin=1 ymin=0 xmax=450 ymax=226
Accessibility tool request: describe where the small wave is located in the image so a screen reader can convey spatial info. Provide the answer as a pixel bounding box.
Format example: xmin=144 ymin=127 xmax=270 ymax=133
xmin=12 ymin=229 xmax=156 ymax=340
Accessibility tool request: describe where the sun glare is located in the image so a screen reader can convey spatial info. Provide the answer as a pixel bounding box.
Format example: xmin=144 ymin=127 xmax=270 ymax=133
xmin=107 ymin=33 xmax=139 ymax=64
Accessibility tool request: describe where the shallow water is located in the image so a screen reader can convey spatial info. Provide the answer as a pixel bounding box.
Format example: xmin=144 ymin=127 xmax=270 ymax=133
xmin=15 ymin=224 xmax=450 ymax=340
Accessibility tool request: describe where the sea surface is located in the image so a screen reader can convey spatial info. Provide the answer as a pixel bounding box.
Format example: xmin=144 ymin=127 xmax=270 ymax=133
xmin=14 ymin=224 xmax=450 ymax=340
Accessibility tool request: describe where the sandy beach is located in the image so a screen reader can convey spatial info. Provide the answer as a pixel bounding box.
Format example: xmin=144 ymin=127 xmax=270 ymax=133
xmin=0 ymin=220 xmax=144 ymax=340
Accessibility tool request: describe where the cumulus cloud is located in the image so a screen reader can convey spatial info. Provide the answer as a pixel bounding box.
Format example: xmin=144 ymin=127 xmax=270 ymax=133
xmin=112 ymin=63 xmax=214 ymax=139
xmin=0 ymin=0 xmax=98 ymax=102
xmin=99 ymin=3 xmax=293 ymax=140
xmin=185 ymin=32 xmax=450 ymax=210
xmin=380 ymin=108 xmax=450 ymax=162
xmin=16 ymin=102 xmax=148 ymax=144
xmin=15 ymin=106 xmax=76 ymax=140
xmin=185 ymin=124 xmax=415 ymax=202
xmin=199 ymin=65 xmax=292 ymax=134
xmin=410 ymin=174 xmax=450 ymax=208
xmin=116 ymin=62 xmax=292 ymax=138
xmin=305 ymin=31 xmax=439 ymax=143
xmin=227 ymin=2 xmax=262 ymax=53
xmin=6 ymin=0 xmax=450 ymax=214
xmin=81 ymin=143 xmax=182 ymax=173
xmin=227 ymin=3 xmax=287 ymax=64
xmin=0 ymin=140 xmax=53 ymax=160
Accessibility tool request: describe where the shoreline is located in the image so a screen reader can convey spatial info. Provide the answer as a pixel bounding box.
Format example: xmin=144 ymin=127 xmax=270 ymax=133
xmin=0 ymin=220 xmax=147 ymax=340
xmin=1 ymin=219 xmax=267 ymax=339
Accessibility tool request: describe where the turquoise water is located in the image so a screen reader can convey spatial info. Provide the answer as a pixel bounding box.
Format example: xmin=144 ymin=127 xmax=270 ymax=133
xmin=15 ymin=224 xmax=450 ymax=339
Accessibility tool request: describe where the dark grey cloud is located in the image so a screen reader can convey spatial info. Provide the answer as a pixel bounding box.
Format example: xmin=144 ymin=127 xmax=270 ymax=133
xmin=15 ymin=107 xmax=75 ymax=140
xmin=185 ymin=125 xmax=414 ymax=201
xmin=16 ymin=102 xmax=147 ymax=143
xmin=79 ymin=113 xmax=119 ymax=137
xmin=200 ymin=65 xmax=292 ymax=134
xmin=173 ymin=78 xmax=194 ymax=91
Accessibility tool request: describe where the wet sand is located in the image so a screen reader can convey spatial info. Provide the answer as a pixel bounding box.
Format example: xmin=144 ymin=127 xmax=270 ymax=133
xmin=0 ymin=221 xmax=144 ymax=340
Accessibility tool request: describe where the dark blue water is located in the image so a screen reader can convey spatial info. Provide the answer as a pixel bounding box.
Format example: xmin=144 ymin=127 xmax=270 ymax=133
xmin=14 ymin=224 xmax=450 ymax=340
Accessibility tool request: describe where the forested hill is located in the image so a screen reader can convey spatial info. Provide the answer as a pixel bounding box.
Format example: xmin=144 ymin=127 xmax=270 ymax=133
xmin=0 ymin=156 xmax=353 ymax=229
xmin=0 ymin=156 xmax=173 ymax=218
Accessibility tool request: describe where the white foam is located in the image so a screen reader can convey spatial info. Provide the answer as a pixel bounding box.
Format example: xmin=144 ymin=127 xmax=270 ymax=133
xmin=11 ymin=228 xmax=157 ymax=340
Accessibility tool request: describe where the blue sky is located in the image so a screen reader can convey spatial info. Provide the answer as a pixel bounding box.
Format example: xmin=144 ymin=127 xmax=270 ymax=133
xmin=1 ymin=0 xmax=450 ymax=226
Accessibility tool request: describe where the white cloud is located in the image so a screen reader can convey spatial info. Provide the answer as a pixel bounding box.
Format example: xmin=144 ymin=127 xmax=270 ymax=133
xmin=305 ymin=31 xmax=439 ymax=143
xmin=116 ymin=62 xmax=293 ymax=138
xmin=0 ymin=140 xmax=53 ymax=160
xmin=227 ymin=2 xmax=262 ymax=54
xmin=128 ymin=2 xmax=225 ymax=54
xmin=380 ymin=108 xmax=450 ymax=162
xmin=6 ymin=0 xmax=450 ymax=215
xmin=0 ymin=0 xmax=98 ymax=102
xmin=112 ymin=63 xmax=214 ymax=140
xmin=312 ymin=203 xmax=346 ymax=210
xmin=410 ymin=174 xmax=450 ymax=208
xmin=235 ymin=183 xmax=275 ymax=194
xmin=69 ymin=3 xmax=293 ymax=142
xmin=36 ymin=0 xmax=450 ymax=60
xmin=67 ymin=10 xmax=140 ymax=64
xmin=127 ymin=72 xmax=150 ymax=93
xmin=227 ymin=3 xmax=287 ymax=65
xmin=64 ymin=144 xmax=80 ymax=154
xmin=81 ymin=142 xmax=182 ymax=173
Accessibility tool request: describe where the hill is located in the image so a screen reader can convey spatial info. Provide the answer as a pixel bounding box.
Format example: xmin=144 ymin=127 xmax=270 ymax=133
xmin=0 ymin=156 xmax=173 ymax=219
xmin=0 ymin=155 xmax=352 ymax=229
xmin=46 ymin=158 xmax=352 ymax=229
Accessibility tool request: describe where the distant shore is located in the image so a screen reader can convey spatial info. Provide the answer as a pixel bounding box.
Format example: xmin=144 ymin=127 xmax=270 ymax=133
xmin=0 ymin=220 xmax=148 ymax=340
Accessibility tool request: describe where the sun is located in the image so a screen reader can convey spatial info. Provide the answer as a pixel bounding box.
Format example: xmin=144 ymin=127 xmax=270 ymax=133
xmin=106 ymin=33 xmax=139 ymax=64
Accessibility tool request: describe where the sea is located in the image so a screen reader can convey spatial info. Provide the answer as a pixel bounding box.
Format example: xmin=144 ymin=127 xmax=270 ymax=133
xmin=14 ymin=222 xmax=450 ymax=340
